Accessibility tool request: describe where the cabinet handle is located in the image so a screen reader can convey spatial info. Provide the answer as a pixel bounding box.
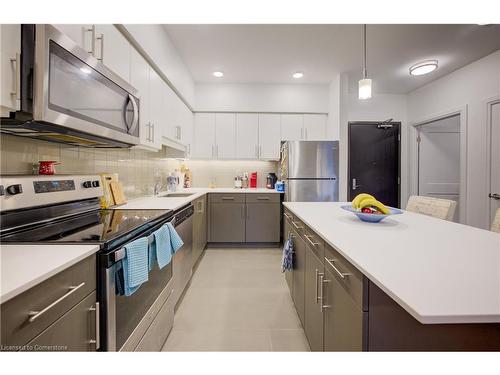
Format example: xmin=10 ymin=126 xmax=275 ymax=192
xmin=28 ymin=282 xmax=85 ymax=323
xmin=291 ymin=221 xmax=303 ymax=230
xmin=284 ymin=213 xmax=292 ymax=220
xmin=86 ymin=25 xmax=96 ymax=56
xmin=320 ymin=275 xmax=330 ymax=312
xmin=216 ymin=145 xmax=219 ymax=158
xmin=315 ymin=269 xmax=324 ymax=303
xmin=259 ymin=145 xmax=262 ymax=158
xmin=241 ymin=205 xmax=244 ymax=219
xmin=305 ymin=128 xmax=308 ymax=140
xmin=221 ymin=197 xmax=235 ymax=201
xmin=10 ymin=54 xmax=21 ymax=101
xmin=325 ymin=258 xmax=350 ymax=279
xmin=89 ymin=302 xmax=100 ymax=350
xmin=152 ymin=123 xmax=155 ymax=142
xmin=96 ymin=33 xmax=104 ymax=61
xmin=187 ymin=144 xmax=191 ymax=155
xmin=304 ymin=234 xmax=320 ymax=247
xmin=255 ymin=145 xmax=259 ymax=158
xmin=257 ymin=197 xmax=270 ymax=201
xmin=301 ymin=128 xmax=304 ymax=139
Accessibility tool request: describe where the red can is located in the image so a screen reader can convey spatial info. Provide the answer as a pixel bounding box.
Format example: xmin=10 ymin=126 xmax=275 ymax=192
xmin=250 ymin=172 xmax=257 ymax=188
xmin=38 ymin=161 xmax=60 ymax=175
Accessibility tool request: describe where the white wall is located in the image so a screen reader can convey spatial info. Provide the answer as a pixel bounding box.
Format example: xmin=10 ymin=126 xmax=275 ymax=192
xmin=408 ymin=49 xmax=500 ymax=229
xmin=194 ymin=83 xmax=329 ymax=113
xmin=124 ymin=24 xmax=196 ymax=107
xmin=327 ymin=75 xmax=341 ymax=140
xmin=338 ymin=73 xmax=409 ymax=205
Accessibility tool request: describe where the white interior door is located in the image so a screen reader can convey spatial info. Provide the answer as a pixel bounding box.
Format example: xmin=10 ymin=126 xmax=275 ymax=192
xmin=418 ymin=114 xmax=460 ymax=221
xmin=490 ymin=102 xmax=500 ymax=226
xmin=236 ymin=113 xmax=258 ymax=159
xmin=258 ymin=114 xmax=281 ymax=160
xmin=215 ymin=113 xmax=236 ymax=159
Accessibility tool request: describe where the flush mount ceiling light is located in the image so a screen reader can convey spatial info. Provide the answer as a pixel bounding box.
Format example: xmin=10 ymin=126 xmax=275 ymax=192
xmin=213 ymin=71 xmax=224 ymax=78
xmin=358 ymin=24 xmax=372 ymax=100
xmin=292 ymin=72 xmax=304 ymax=79
xmin=409 ymin=60 xmax=438 ymax=76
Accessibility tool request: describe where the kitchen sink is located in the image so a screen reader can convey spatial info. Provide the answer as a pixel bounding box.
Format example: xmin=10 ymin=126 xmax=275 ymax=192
xmin=160 ymin=193 xmax=195 ymax=198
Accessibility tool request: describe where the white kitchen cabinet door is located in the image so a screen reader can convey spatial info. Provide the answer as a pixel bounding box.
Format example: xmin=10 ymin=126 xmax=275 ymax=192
xmin=304 ymin=114 xmax=327 ymax=140
xmin=94 ymin=25 xmax=131 ymax=82
xmin=0 ymin=24 xmax=21 ymax=116
xmin=52 ymin=24 xmax=92 ymax=52
xmin=181 ymin=105 xmax=194 ymax=157
xmin=215 ymin=113 xmax=236 ymax=159
xmin=281 ymin=114 xmax=304 ymax=141
xmin=193 ymin=113 xmax=216 ymax=158
xmin=236 ymin=113 xmax=259 ymax=159
xmin=258 ymin=114 xmax=281 ymax=160
xmin=130 ymin=48 xmax=159 ymax=150
xmin=149 ymin=69 xmax=167 ymax=150
xmin=163 ymin=86 xmax=179 ymax=141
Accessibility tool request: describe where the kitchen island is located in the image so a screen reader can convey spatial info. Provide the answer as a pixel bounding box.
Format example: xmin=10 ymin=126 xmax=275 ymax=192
xmin=283 ymin=202 xmax=500 ymax=351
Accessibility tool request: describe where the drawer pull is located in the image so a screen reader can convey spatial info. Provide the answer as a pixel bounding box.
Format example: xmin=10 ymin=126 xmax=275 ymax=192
xmin=221 ymin=197 xmax=235 ymax=201
xmin=257 ymin=197 xmax=270 ymax=201
xmin=88 ymin=302 xmax=100 ymax=350
xmin=304 ymin=234 xmax=320 ymax=247
xmin=321 ymin=276 xmax=331 ymax=312
xmin=28 ymin=282 xmax=86 ymax=323
xmin=284 ymin=213 xmax=292 ymax=220
xmin=291 ymin=221 xmax=303 ymax=230
xmin=315 ymin=269 xmax=324 ymax=303
xmin=325 ymin=258 xmax=349 ymax=279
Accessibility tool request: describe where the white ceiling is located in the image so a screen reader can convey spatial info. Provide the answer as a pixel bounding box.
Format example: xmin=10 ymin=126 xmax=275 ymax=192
xmin=163 ymin=24 xmax=500 ymax=94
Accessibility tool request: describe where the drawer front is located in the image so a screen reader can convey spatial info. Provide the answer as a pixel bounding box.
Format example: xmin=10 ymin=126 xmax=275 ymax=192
xmin=324 ymin=244 xmax=364 ymax=309
xmin=209 ymin=193 xmax=245 ymax=203
xmin=1 ymin=254 xmax=96 ymax=347
xmin=245 ymin=193 xmax=280 ymax=203
xmin=304 ymin=227 xmax=324 ymax=261
xmin=22 ymin=291 xmax=98 ymax=352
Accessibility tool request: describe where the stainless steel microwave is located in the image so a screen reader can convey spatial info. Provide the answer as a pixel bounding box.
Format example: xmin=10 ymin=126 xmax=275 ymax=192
xmin=0 ymin=25 xmax=140 ymax=148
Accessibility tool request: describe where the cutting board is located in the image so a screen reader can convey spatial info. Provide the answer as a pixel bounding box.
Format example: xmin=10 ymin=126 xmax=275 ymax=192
xmin=110 ymin=181 xmax=127 ymax=205
xmin=99 ymin=173 xmax=118 ymax=208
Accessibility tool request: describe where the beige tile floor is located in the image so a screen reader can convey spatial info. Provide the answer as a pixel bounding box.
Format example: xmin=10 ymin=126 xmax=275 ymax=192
xmin=162 ymin=248 xmax=310 ymax=351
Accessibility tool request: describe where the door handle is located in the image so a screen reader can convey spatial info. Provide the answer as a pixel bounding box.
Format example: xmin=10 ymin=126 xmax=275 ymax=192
xmin=89 ymin=302 xmax=100 ymax=350
xmin=352 ymin=178 xmax=361 ymax=190
xmin=489 ymin=193 xmax=500 ymax=200
xmin=28 ymin=282 xmax=85 ymax=322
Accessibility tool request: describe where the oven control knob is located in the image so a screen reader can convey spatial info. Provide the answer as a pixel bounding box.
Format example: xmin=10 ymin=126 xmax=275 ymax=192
xmin=6 ymin=184 xmax=23 ymax=195
xmin=0 ymin=185 xmax=4 ymax=196
xmin=83 ymin=181 xmax=92 ymax=188
xmin=92 ymin=180 xmax=100 ymax=187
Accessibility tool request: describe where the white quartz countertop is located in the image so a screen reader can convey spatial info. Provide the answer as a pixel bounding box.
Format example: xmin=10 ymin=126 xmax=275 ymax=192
xmin=283 ymin=202 xmax=500 ymax=324
xmin=1 ymin=244 xmax=100 ymax=304
xmin=118 ymin=187 xmax=282 ymax=211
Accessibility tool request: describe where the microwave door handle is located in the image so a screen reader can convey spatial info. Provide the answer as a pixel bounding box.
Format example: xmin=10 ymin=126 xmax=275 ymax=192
xmin=128 ymin=94 xmax=139 ymax=135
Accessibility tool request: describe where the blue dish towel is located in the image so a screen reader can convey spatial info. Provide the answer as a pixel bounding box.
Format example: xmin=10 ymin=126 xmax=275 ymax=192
xmin=122 ymin=237 xmax=149 ymax=296
xmin=281 ymin=233 xmax=294 ymax=272
xmin=149 ymin=225 xmax=173 ymax=270
xmin=166 ymin=222 xmax=184 ymax=254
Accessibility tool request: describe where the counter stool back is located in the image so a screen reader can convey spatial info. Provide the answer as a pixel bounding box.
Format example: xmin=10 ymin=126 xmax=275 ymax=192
xmin=406 ymin=195 xmax=457 ymax=221
xmin=491 ymin=208 xmax=500 ymax=233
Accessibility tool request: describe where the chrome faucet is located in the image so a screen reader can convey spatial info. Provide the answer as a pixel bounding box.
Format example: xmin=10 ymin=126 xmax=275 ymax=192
xmin=153 ymin=181 xmax=167 ymax=195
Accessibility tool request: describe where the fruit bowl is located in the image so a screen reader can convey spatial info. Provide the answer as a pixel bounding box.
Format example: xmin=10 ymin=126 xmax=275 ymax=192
xmin=341 ymin=205 xmax=403 ymax=223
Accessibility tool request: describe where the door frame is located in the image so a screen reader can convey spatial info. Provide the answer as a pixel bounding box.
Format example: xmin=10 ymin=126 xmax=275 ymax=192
xmin=409 ymin=105 xmax=468 ymax=223
xmin=485 ymin=96 xmax=500 ymax=225
xmin=347 ymin=121 xmax=401 ymax=207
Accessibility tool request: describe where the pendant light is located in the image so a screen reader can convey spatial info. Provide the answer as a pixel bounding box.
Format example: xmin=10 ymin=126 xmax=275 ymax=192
xmin=358 ymin=24 xmax=372 ymax=100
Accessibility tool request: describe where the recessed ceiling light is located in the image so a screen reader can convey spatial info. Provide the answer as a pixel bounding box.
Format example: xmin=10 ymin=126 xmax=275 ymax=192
xmin=213 ymin=71 xmax=224 ymax=78
xmin=80 ymin=67 xmax=92 ymax=74
xmin=409 ymin=60 xmax=438 ymax=76
xmin=292 ymin=72 xmax=304 ymax=79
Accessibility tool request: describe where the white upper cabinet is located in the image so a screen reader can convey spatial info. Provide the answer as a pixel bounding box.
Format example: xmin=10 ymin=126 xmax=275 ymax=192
xmin=193 ymin=113 xmax=216 ymax=158
xmin=303 ymin=114 xmax=327 ymax=140
xmin=130 ymin=47 xmax=158 ymax=150
xmin=215 ymin=113 xmax=237 ymax=159
xmin=181 ymin=105 xmax=194 ymax=157
xmin=52 ymin=24 xmax=93 ymax=52
xmin=149 ymin=69 xmax=167 ymax=150
xmin=258 ymin=114 xmax=281 ymax=160
xmin=94 ymin=25 xmax=131 ymax=82
xmin=281 ymin=114 xmax=304 ymax=141
xmin=236 ymin=113 xmax=259 ymax=159
xmin=0 ymin=24 xmax=21 ymax=116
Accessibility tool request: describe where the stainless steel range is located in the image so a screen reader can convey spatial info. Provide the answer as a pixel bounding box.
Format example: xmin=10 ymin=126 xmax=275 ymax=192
xmin=0 ymin=174 xmax=193 ymax=351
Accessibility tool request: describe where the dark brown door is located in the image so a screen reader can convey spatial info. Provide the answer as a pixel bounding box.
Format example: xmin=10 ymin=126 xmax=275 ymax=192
xmin=348 ymin=122 xmax=401 ymax=208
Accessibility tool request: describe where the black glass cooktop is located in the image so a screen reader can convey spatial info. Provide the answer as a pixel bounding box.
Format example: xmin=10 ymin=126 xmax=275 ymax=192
xmin=0 ymin=209 xmax=173 ymax=246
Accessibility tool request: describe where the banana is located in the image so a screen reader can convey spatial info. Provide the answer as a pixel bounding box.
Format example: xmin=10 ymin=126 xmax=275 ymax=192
xmin=352 ymin=193 xmax=375 ymax=208
xmin=359 ymin=198 xmax=390 ymax=215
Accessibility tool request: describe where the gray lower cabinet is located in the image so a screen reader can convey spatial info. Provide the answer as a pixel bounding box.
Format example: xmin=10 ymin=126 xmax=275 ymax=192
xmin=291 ymin=229 xmax=306 ymax=326
xmin=322 ymin=265 xmax=364 ymax=351
xmin=193 ymin=195 xmax=207 ymax=265
xmin=304 ymin=249 xmax=324 ymax=351
xmin=209 ymin=202 xmax=246 ymax=242
xmin=25 ymin=292 xmax=99 ymax=351
xmin=246 ymin=202 xmax=280 ymax=242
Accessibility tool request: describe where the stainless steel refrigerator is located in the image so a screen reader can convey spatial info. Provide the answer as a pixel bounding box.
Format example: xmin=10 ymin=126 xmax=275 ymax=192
xmin=279 ymin=141 xmax=339 ymax=202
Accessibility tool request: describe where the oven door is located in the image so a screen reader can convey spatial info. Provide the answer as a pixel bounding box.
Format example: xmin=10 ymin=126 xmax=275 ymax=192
xmin=102 ymin=217 xmax=175 ymax=352
xmin=33 ymin=25 xmax=140 ymax=146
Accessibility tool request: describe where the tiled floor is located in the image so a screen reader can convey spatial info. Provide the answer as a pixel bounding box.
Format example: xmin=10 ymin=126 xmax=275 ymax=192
xmin=162 ymin=248 xmax=310 ymax=351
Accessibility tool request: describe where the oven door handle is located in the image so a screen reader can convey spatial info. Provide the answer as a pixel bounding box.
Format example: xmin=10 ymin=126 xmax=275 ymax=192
xmin=113 ymin=215 xmax=176 ymax=263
